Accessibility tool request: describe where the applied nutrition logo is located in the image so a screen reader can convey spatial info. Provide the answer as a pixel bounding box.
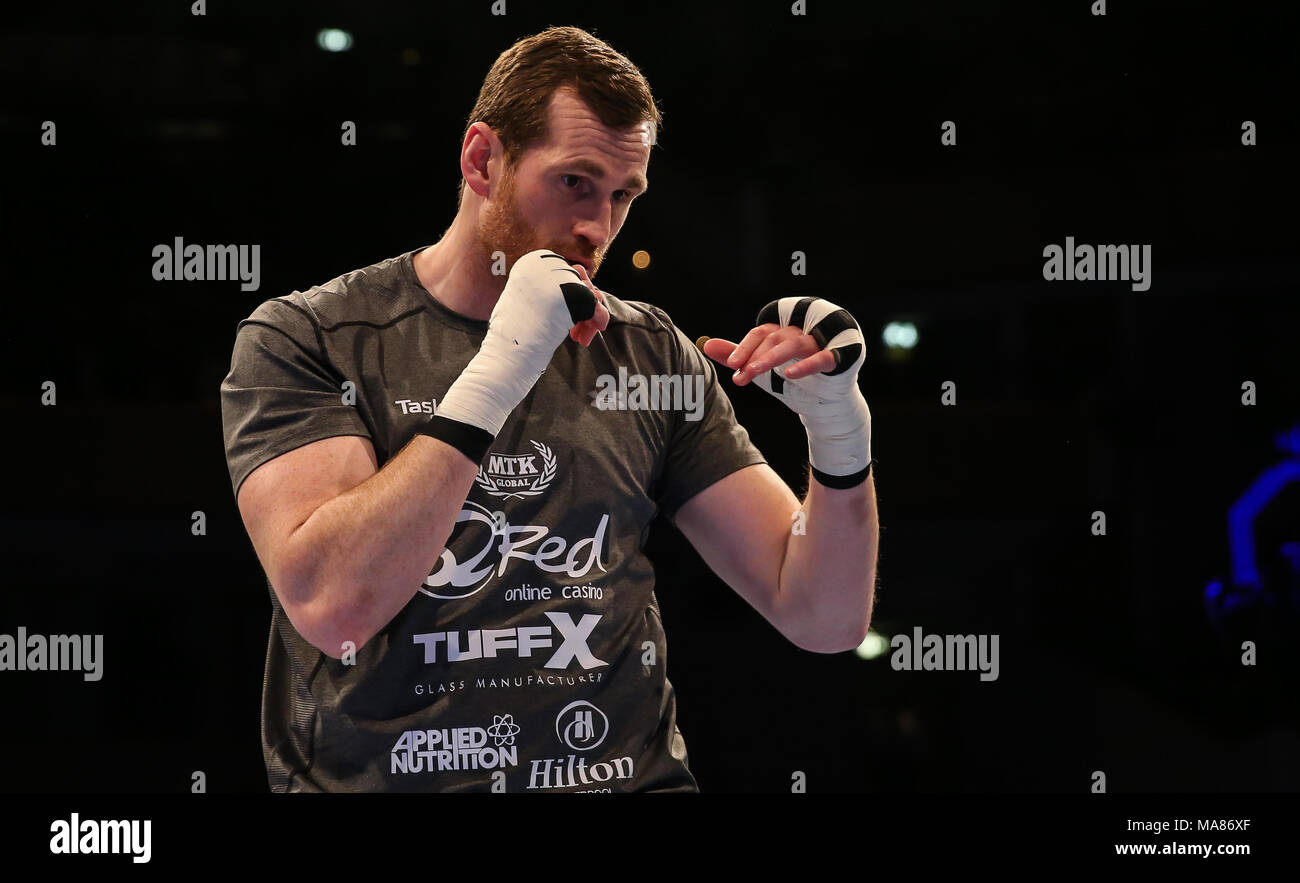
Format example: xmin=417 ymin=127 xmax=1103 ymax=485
xmin=474 ymin=439 xmax=557 ymax=499
xmin=390 ymin=714 xmax=522 ymax=774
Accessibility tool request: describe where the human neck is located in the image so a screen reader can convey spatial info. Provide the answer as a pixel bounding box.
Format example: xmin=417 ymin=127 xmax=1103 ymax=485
xmin=412 ymin=215 xmax=507 ymax=322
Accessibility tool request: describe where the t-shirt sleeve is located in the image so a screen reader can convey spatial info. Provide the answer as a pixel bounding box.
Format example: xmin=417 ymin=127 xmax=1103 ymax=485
xmin=220 ymin=297 xmax=372 ymax=501
xmin=649 ymin=305 xmax=768 ymax=521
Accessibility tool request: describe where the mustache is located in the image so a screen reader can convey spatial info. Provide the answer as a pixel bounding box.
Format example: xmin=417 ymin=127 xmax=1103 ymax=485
xmin=552 ymin=246 xmax=597 ymax=261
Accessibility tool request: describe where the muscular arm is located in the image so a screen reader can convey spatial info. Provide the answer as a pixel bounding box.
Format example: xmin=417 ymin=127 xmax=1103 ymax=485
xmin=237 ymin=434 xmax=480 ymax=658
xmin=673 ymin=464 xmax=878 ymax=653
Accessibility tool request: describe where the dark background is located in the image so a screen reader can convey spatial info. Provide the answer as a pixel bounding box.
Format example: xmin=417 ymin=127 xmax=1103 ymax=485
xmin=2 ymin=0 xmax=1296 ymax=793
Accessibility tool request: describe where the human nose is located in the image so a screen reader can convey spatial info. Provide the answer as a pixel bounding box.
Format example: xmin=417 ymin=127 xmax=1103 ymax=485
xmin=572 ymin=202 xmax=612 ymax=253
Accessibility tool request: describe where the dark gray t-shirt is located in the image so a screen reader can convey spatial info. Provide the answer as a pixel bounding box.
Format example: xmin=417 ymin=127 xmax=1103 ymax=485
xmin=219 ymin=247 xmax=766 ymax=792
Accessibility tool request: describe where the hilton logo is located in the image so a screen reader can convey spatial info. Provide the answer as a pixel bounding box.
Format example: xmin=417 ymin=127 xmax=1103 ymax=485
xmin=555 ymin=700 xmax=608 ymax=751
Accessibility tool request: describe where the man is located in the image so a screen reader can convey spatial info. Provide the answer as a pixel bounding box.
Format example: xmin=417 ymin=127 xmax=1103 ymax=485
xmin=220 ymin=25 xmax=878 ymax=793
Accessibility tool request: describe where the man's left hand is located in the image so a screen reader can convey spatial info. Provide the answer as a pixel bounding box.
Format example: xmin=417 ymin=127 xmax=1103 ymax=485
xmin=699 ymin=296 xmax=872 ymax=485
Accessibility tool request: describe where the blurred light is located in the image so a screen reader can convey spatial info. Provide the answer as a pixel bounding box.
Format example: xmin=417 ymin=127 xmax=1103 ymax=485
xmin=632 ymin=249 xmax=651 ymax=269
xmin=882 ymin=321 xmax=918 ymax=350
xmin=316 ymin=29 xmax=353 ymax=52
xmin=853 ymin=629 xmax=890 ymax=660
xmin=401 ymin=48 xmax=421 ymax=66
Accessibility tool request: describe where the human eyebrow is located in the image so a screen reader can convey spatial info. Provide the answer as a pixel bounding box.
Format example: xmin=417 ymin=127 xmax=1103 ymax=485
xmin=561 ymin=158 xmax=648 ymax=194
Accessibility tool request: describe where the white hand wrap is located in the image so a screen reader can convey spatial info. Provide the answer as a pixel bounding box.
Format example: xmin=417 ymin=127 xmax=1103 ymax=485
xmin=421 ymin=250 xmax=597 ymax=461
xmin=749 ymin=296 xmax=873 ymax=487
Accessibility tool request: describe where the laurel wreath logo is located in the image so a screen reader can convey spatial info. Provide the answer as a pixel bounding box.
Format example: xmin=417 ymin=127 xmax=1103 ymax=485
xmin=474 ymin=440 xmax=557 ymax=500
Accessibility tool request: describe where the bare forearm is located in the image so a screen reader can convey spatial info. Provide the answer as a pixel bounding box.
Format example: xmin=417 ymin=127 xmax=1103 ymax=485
xmin=777 ymin=469 xmax=879 ymax=651
xmin=285 ymin=435 xmax=479 ymax=654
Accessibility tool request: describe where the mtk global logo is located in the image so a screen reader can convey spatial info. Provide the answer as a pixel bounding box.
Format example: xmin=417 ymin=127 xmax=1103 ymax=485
xmin=475 ymin=439 xmax=557 ymax=499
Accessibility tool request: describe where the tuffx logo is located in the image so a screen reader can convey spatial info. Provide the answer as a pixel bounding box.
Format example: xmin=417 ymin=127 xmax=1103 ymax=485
xmin=412 ymin=612 xmax=609 ymax=670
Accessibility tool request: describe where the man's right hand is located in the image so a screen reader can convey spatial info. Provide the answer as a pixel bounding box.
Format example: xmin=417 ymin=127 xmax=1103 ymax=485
xmin=434 ymin=249 xmax=608 ymax=438
xmin=567 ymin=262 xmax=610 ymax=347
xmin=486 ymin=249 xmax=604 ymax=360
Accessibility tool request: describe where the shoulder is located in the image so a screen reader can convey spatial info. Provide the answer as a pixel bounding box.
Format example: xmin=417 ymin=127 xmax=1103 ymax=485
xmin=597 ymin=294 xmax=720 ymax=378
xmin=602 ymin=295 xmax=689 ymax=345
xmin=238 ymin=250 xmax=423 ymax=339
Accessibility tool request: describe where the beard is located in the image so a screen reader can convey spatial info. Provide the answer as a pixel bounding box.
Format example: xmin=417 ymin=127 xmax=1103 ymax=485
xmin=475 ymin=165 xmax=601 ymax=277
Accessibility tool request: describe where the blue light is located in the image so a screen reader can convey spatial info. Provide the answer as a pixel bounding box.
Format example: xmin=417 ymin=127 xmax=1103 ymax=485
xmin=1276 ymin=425 xmax=1300 ymax=456
xmin=1204 ymin=422 xmax=1300 ymax=628
xmin=1227 ymin=458 xmax=1300 ymax=590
